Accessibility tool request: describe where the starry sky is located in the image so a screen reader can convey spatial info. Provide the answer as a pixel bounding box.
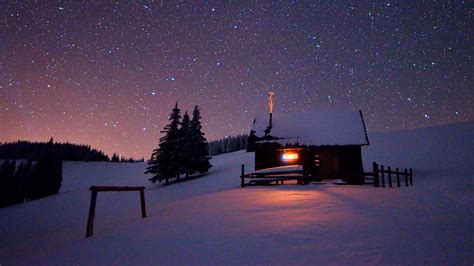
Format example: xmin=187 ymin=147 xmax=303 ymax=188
xmin=0 ymin=1 xmax=472 ymax=159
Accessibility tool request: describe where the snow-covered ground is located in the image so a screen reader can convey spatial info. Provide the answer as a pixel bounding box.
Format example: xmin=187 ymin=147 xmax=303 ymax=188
xmin=1 ymin=122 xmax=473 ymax=265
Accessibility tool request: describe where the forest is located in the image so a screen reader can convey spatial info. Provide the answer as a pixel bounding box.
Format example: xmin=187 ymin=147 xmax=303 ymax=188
xmin=0 ymin=139 xmax=109 ymax=161
xmin=0 ymin=139 xmax=62 ymax=208
xmin=207 ymin=134 xmax=248 ymax=155
xmin=0 ymin=139 xmax=142 ymax=162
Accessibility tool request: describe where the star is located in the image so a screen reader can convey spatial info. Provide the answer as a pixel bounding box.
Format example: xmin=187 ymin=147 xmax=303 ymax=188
xmin=0 ymin=1 xmax=470 ymax=158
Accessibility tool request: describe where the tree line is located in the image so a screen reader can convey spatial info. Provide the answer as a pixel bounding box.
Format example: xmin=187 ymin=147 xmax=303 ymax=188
xmin=0 ymin=139 xmax=143 ymax=162
xmin=110 ymin=153 xmax=145 ymax=162
xmin=0 ymin=139 xmax=62 ymax=208
xmin=146 ymin=104 xmax=212 ymax=185
xmin=208 ymin=134 xmax=248 ymax=156
xmin=0 ymin=139 xmax=109 ymax=161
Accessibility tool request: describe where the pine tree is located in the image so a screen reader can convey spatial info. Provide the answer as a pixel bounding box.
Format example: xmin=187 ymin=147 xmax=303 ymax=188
xmin=188 ymin=106 xmax=212 ymax=174
xmin=16 ymin=160 xmax=33 ymax=202
xmin=29 ymin=140 xmax=62 ymax=200
xmin=111 ymin=153 xmax=120 ymax=162
xmin=179 ymin=111 xmax=192 ymax=178
xmin=146 ymin=103 xmax=182 ymax=184
xmin=23 ymin=160 xmax=34 ymax=201
xmin=0 ymin=160 xmax=17 ymax=207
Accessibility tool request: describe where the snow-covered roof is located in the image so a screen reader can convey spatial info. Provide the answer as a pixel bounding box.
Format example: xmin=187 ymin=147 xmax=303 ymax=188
xmin=251 ymin=110 xmax=369 ymax=146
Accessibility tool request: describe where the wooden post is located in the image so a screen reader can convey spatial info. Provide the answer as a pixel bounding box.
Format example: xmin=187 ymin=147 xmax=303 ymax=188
xmin=396 ymin=168 xmax=400 ymax=187
xmin=381 ymin=165 xmax=385 ymax=187
xmin=373 ymin=162 xmax=379 ymax=187
xmin=86 ymin=190 xmax=98 ymax=238
xmin=140 ymin=189 xmax=147 ymax=218
xmin=388 ymin=166 xmax=392 ymax=187
xmin=409 ymin=168 xmax=413 ymax=185
xmin=241 ymin=164 xmax=245 ymax=187
xmin=404 ymin=169 xmax=409 ymax=187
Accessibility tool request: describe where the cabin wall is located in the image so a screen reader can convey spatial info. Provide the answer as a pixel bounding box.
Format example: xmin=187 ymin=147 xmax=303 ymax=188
xmin=338 ymin=146 xmax=364 ymax=174
xmin=308 ymin=146 xmax=364 ymax=183
xmin=255 ymin=149 xmax=297 ymax=170
xmin=254 ymin=145 xmax=365 ymax=184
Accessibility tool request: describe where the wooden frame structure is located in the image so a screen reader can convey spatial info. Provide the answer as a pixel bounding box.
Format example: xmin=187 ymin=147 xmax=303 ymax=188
xmin=86 ymin=186 xmax=146 ymax=238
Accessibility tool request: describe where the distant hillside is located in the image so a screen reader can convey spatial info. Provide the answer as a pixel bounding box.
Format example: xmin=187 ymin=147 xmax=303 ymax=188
xmin=0 ymin=139 xmax=110 ymax=161
xmin=208 ymin=134 xmax=248 ymax=156
xmin=364 ymin=121 xmax=474 ymax=175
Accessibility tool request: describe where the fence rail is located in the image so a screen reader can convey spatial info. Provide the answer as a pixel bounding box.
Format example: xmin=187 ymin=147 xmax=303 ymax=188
xmin=366 ymin=162 xmax=413 ymax=188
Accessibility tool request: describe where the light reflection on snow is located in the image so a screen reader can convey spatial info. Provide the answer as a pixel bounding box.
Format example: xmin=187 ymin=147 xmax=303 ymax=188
xmin=232 ymin=187 xmax=358 ymax=234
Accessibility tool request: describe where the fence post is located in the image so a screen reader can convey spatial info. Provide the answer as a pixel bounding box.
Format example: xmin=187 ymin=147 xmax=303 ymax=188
xmin=381 ymin=165 xmax=385 ymax=187
xmin=140 ymin=189 xmax=147 ymax=218
xmin=388 ymin=166 xmax=392 ymax=187
xmin=409 ymin=168 xmax=413 ymax=185
xmin=396 ymin=168 xmax=400 ymax=187
xmin=241 ymin=164 xmax=245 ymax=187
xmin=404 ymin=169 xmax=409 ymax=187
xmin=86 ymin=190 xmax=98 ymax=238
xmin=373 ymin=162 xmax=379 ymax=187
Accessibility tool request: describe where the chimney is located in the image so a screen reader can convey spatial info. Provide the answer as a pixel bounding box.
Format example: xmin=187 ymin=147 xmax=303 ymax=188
xmin=265 ymin=92 xmax=274 ymax=135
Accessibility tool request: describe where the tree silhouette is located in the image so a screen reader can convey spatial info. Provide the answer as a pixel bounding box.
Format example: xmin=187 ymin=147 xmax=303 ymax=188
xmin=146 ymin=103 xmax=182 ymax=184
xmin=180 ymin=111 xmax=192 ymax=178
xmin=0 ymin=140 xmax=63 ymax=207
xmin=188 ymin=106 xmax=212 ymax=174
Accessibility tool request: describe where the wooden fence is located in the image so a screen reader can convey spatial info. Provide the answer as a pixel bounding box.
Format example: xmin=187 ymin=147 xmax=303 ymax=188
xmin=365 ymin=162 xmax=413 ymax=188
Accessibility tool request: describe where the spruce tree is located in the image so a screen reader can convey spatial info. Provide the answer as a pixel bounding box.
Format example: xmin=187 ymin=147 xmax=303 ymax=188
xmin=188 ymin=106 xmax=212 ymax=174
xmin=29 ymin=139 xmax=62 ymax=200
xmin=15 ymin=160 xmax=32 ymax=203
xmin=0 ymin=160 xmax=17 ymax=207
xmin=111 ymin=153 xmax=120 ymax=162
xmin=22 ymin=160 xmax=34 ymax=202
xmin=146 ymin=103 xmax=182 ymax=184
xmin=179 ymin=111 xmax=192 ymax=178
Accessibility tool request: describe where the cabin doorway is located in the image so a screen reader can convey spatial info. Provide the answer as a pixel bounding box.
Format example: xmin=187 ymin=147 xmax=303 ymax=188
xmin=310 ymin=154 xmax=321 ymax=181
xmin=314 ymin=149 xmax=340 ymax=179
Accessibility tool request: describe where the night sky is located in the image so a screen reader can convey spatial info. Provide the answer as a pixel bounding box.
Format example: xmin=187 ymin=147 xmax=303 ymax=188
xmin=1 ymin=1 xmax=472 ymax=158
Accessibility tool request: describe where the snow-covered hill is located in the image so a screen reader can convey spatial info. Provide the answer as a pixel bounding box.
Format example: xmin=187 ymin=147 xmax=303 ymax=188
xmin=1 ymin=122 xmax=473 ymax=265
xmin=364 ymin=121 xmax=474 ymax=176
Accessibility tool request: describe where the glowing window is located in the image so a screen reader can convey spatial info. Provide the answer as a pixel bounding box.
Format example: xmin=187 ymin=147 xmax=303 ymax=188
xmin=282 ymin=152 xmax=299 ymax=161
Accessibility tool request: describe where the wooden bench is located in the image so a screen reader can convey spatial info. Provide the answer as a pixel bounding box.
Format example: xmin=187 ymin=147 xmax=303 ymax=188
xmin=86 ymin=186 xmax=146 ymax=238
xmin=240 ymin=165 xmax=312 ymax=187
xmin=247 ymin=175 xmax=304 ymax=185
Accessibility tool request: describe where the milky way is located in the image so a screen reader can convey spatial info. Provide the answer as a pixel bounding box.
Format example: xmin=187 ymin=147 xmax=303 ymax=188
xmin=0 ymin=1 xmax=472 ymax=158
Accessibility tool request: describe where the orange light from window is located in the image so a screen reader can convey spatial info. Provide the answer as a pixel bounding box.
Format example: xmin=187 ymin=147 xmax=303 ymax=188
xmin=282 ymin=152 xmax=299 ymax=161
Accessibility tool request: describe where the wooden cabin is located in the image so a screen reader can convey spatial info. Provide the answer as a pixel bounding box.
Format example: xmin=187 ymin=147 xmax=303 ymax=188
xmin=247 ymin=110 xmax=370 ymax=184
